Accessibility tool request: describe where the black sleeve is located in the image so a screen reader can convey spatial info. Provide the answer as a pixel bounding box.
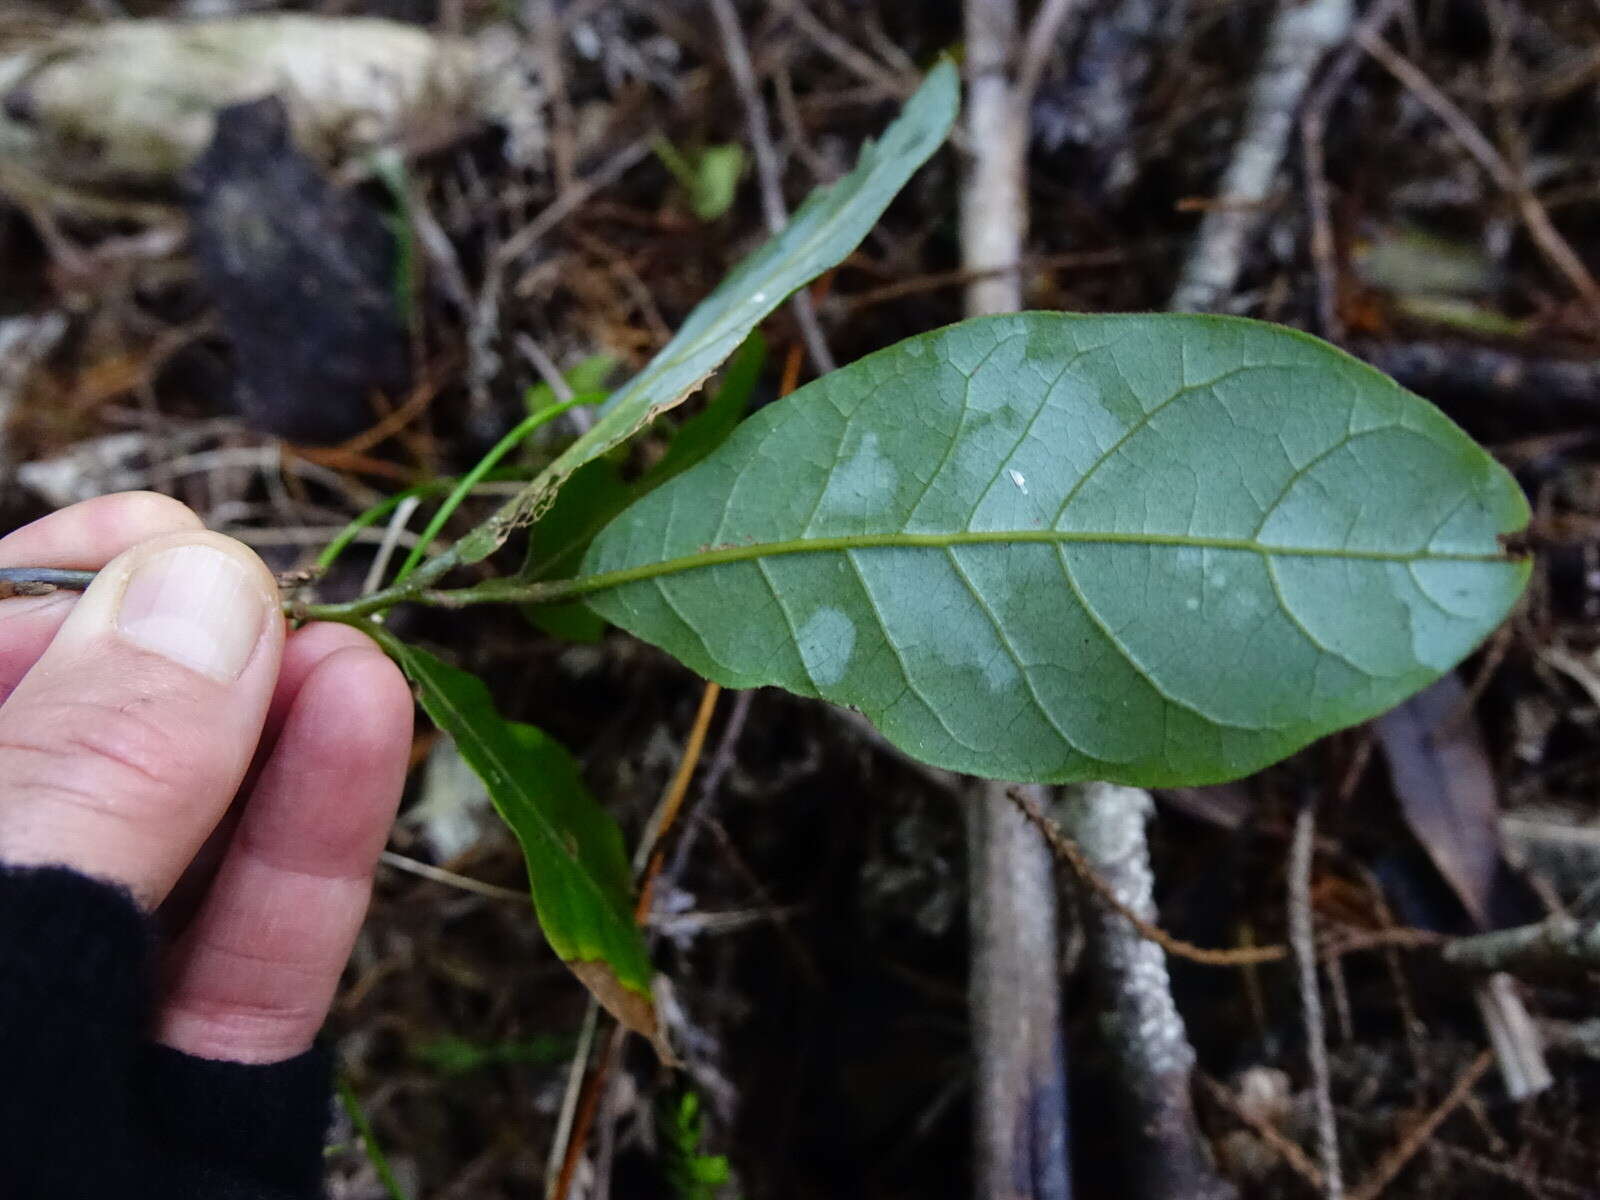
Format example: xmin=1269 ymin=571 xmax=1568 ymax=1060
xmin=0 ymin=864 xmax=332 ymax=1199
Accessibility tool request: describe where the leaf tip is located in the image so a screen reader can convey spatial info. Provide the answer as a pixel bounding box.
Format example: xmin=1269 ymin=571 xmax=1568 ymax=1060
xmin=567 ymin=959 xmax=678 ymax=1067
xmin=1496 ymin=527 xmax=1535 ymax=562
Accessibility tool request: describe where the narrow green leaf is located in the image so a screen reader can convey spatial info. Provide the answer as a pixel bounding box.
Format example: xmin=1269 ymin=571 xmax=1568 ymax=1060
xmin=523 ymin=457 xmax=631 ymax=641
xmin=581 ymin=313 xmax=1530 ymax=787
xmin=645 ymin=329 xmax=765 ymax=490
xmin=384 ymin=638 xmax=659 ymax=1040
xmin=453 ymin=59 xmax=959 ymax=564
xmin=520 ymin=333 xmax=766 ymax=643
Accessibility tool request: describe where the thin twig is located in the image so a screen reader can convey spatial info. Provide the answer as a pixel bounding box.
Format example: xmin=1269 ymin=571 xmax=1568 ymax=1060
xmin=491 ymin=139 xmax=654 ymax=276
xmin=634 ymin=680 xmax=723 ymax=920
xmin=550 ymin=1023 xmax=624 ymax=1200
xmin=1355 ymin=29 xmax=1600 ymax=319
xmin=770 ymin=0 xmax=913 ymax=99
xmin=1170 ymin=0 xmax=1353 ymax=312
xmin=468 ymin=139 xmax=652 ymax=413
xmin=1299 ymin=0 xmax=1408 ymax=338
xmin=361 ymin=496 xmax=421 ymax=597
xmin=709 ymin=0 xmax=837 ymax=375
xmin=377 ymin=850 xmax=530 ymax=904
xmin=664 ymin=689 xmax=756 ymax=884
xmin=1009 ymin=786 xmax=1287 ymax=967
xmin=1016 ymin=0 xmax=1090 ymax=108
xmin=1444 ymin=912 xmax=1600 ymax=972
xmin=514 ymin=333 xmax=578 ymax=403
xmin=0 ymin=567 xmax=96 ymax=599
xmin=1346 ymin=1051 xmax=1495 ymax=1200
xmin=543 ymin=1000 xmax=599 ymax=1198
xmin=1290 ymin=795 xmax=1343 ymax=1200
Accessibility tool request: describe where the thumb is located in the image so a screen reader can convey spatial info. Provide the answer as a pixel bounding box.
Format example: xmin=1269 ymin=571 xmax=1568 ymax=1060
xmin=0 ymin=530 xmax=283 ymax=906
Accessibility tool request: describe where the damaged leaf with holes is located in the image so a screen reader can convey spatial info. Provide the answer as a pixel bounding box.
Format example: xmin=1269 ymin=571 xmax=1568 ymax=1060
xmin=451 ymin=57 xmax=959 ymax=562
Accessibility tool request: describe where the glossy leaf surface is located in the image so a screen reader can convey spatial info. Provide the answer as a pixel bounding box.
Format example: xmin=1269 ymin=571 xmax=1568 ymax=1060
xmin=582 ymin=313 xmax=1529 ymax=786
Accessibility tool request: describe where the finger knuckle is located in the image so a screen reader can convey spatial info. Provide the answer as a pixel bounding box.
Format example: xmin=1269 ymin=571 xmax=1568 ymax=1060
xmin=0 ymin=697 xmax=196 ymax=815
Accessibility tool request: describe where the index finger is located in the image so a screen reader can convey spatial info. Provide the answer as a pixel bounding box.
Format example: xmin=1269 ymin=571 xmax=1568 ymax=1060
xmin=0 ymin=492 xmax=203 ymax=569
xmin=0 ymin=493 xmax=204 ymax=704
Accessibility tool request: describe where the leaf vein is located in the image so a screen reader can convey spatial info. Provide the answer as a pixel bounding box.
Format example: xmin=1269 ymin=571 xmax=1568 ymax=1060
xmin=1050 ymin=543 xmax=1272 ymax=733
xmin=942 ymin=545 xmax=1084 ymax=758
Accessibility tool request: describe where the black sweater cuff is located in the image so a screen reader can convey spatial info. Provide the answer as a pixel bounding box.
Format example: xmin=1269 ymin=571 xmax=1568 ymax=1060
xmin=0 ymin=863 xmax=331 ymax=1199
xmin=138 ymin=1040 xmax=333 ymax=1195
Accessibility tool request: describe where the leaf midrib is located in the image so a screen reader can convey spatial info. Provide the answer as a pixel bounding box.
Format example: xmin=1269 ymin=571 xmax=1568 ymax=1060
xmin=571 ymin=527 xmax=1517 ymax=601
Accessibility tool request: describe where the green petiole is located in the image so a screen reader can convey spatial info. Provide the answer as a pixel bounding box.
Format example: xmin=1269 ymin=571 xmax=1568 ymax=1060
xmin=389 ymin=397 xmax=589 ymax=588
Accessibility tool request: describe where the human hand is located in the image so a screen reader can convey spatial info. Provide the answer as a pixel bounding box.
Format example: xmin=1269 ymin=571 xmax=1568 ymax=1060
xmin=0 ymin=492 xmax=413 ymax=1064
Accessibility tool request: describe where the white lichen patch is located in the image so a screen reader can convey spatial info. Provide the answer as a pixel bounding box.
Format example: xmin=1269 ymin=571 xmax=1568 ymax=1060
xmin=797 ymin=606 xmax=856 ymax=687
xmin=820 ymin=431 xmax=898 ymax=520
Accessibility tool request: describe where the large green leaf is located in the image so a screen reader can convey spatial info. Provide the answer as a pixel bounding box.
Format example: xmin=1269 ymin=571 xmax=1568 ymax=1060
xmin=453 ymin=59 xmax=958 ymax=564
xmin=578 ymin=313 xmax=1530 ymax=787
xmin=382 ymin=637 xmax=660 ymax=1044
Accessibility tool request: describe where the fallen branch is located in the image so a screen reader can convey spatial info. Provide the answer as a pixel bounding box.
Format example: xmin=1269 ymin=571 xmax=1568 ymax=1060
xmin=1445 ymin=913 xmax=1600 ymax=973
xmin=968 ymin=782 xmax=1071 ymax=1200
xmin=1061 ymin=782 xmax=1237 ymax=1200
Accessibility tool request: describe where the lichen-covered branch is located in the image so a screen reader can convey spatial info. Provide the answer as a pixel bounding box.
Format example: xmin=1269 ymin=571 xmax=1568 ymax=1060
xmin=1446 ymin=915 xmax=1600 ymax=973
xmin=1062 ymin=783 xmax=1236 ymax=1200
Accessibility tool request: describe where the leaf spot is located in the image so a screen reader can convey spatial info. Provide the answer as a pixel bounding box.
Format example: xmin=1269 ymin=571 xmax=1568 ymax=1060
xmin=797 ymin=606 xmax=856 ymax=686
xmin=826 ymin=431 xmax=898 ymax=518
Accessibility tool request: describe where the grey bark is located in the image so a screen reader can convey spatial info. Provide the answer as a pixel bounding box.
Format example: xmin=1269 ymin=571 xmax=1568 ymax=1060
xmin=1064 ymin=783 xmax=1236 ymax=1200
xmin=966 ymin=782 xmax=1070 ymax=1200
